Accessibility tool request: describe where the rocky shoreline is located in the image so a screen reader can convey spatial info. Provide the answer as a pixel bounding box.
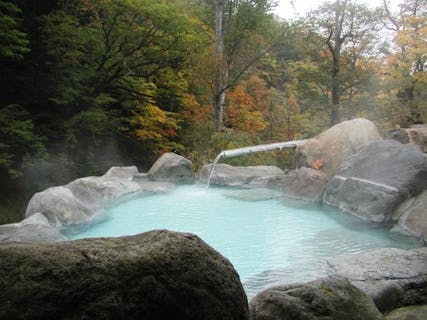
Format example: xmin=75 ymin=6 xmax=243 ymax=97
xmin=0 ymin=118 xmax=426 ymax=319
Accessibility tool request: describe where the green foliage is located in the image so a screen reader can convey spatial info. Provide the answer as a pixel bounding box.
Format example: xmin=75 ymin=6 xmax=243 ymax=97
xmin=0 ymin=1 xmax=29 ymax=60
xmin=0 ymin=105 xmax=47 ymax=178
xmin=0 ymin=0 xmax=425 ymax=225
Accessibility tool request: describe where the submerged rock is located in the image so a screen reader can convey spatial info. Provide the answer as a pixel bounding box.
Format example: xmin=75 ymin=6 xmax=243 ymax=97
xmin=326 ymin=247 xmax=427 ymax=313
xmin=199 ymin=164 xmax=285 ymax=187
xmin=0 ymin=230 xmax=249 ymax=320
xmin=295 ymin=118 xmax=381 ymax=178
xmin=323 ymin=140 xmax=427 ymax=223
xmin=392 ymin=190 xmax=427 ymax=243
xmin=281 ymin=167 xmax=328 ymax=202
xmin=249 ymin=278 xmax=384 ymax=320
xmin=148 ymin=152 xmax=195 ymax=182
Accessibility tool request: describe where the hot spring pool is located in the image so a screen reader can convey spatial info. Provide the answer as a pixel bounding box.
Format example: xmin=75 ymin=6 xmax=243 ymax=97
xmin=67 ymin=185 xmax=420 ymax=299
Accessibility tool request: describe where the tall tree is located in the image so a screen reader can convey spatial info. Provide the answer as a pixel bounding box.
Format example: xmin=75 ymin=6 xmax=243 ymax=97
xmin=212 ymin=0 xmax=278 ymax=129
xmin=379 ymin=0 xmax=427 ymax=125
xmin=309 ymin=0 xmax=379 ymax=124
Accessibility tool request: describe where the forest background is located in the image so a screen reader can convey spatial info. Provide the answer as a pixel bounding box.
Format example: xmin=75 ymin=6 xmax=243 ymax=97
xmin=0 ymin=0 xmax=426 ymax=223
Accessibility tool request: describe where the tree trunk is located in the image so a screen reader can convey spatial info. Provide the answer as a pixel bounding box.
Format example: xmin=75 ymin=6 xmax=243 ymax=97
xmin=214 ymin=0 xmax=225 ymax=129
xmin=330 ymin=2 xmax=343 ymax=125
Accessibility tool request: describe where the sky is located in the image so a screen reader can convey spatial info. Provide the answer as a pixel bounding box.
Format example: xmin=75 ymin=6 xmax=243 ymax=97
xmin=273 ymin=0 xmax=400 ymax=20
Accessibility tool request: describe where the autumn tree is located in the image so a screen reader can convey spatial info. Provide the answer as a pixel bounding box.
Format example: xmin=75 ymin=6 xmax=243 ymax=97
xmin=378 ymin=0 xmax=427 ymax=125
xmin=308 ymin=0 xmax=380 ymax=124
xmin=212 ymin=0 xmax=279 ymax=129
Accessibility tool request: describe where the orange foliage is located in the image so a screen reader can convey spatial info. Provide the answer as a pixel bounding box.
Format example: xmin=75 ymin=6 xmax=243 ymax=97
xmin=225 ymin=75 xmax=269 ymax=134
xmin=311 ymin=158 xmax=324 ymax=170
xmin=179 ymin=93 xmax=212 ymax=123
xmin=129 ymin=104 xmax=181 ymax=154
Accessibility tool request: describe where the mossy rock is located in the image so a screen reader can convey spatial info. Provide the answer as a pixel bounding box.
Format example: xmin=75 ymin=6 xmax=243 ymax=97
xmin=0 ymin=230 xmax=248 ymax=320
xmin=385 ymin=304 xmax=427 ymax=320
xmin=250 ymin=277 xmax=384 ymax=320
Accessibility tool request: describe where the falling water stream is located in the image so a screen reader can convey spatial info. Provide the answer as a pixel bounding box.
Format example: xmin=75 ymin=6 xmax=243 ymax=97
xmin=206 ymin=140 xmax=307 ymax=187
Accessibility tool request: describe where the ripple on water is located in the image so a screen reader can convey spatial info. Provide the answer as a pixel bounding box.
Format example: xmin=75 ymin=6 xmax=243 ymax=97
xmin=67 ymin=185 xmax=422 ymax=300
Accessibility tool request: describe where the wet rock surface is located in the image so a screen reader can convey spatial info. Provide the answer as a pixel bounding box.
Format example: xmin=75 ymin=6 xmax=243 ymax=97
xmin=323 ymin=140 xmax=427 ymax=223
xmin=392 ymin=190 xmax=427 ymax=243
xmin=0 ymin=230 xmax=249 ymax=320
xmin=199 ymin=164 xmax=285 ymax=187
xmin=249 ymin=277 xmax=384 ymax=320
xmin=281 ymin=167 xmax=328 ymax=202
xmin=326 ymin=247 xmax=427 ymax=313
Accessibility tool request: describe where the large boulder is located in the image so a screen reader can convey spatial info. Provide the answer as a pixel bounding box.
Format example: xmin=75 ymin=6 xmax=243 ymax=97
xmin=249 ymin=278 xmax=384 ymax=320
xmin=295 ymin=118 xmax=382 ymax=178
xmin=25 ymin=167 xmax=143 ymax=228
xmin=281 ymin=167 xmax=329 ymax=202
xmin=199 ymin=164 xmax=285 ymax=187
xmin=323 ymin=140 xmax=427 ymax=223
xmin=0 ymin=230 xmax=249 ymax=320
xmin=326 ymin=247 xmax=427 ymax=313
xmin=0 ymin=213 xmax=66 ymax=243
xmin=391 ymin=190 xmax=427 ymax=243
xmin=25 ymin=186 xmax=100 ymax=228
xmin=148 ymin=152 xmax=195 ymax=182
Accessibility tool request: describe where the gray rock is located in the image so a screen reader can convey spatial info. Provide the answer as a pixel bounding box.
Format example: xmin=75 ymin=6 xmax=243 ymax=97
xmin=0 ymin=230 xmax=248 ymax=320
xmin=386 ymin=124 xmax=427 ymax=153
xmin=133 ymin=172 xmax=150 ymax=181
xmin=249 ymin=277 xmax=384 ymax=320
xmin=323 ymin=140 xmax=427 ymax=223
xmin=199 ymin=164 xmax=285 ymax=187
xmin=25 ymin=167 xmax=143 ymax=229
xmin=0 ymin=212 xmax=65 ymax=243
xmin=20 ymin=212 xmax=51 ymax=227
xmin=295 ymin=118 xmax=382 ymax=178
xmin=406 ymin=124 xmax=427 ymax=153
xmin=103 ymin=166 xmax=138 ymax=180
xmin=326 ymin=247 xmax=427 ymax=313
xmin=148 ymin=152 xmax=195 ymax=182
xmin=25 ymin=186 xmax=97 ymax=228
xmin=391 ymin=190 xmax=427 ymax=243
xmin=223 ymin=188 xmax=283 ymax=201
xmin=281 ymin=167 xmax=329 ymax=202
xmin=138 ymin=181 xmax=175 ymax=193
xmin=385 ymin=304 xmax=427 ymax=320
xmin=68 ymin=176 xmax=141 ymax=202
xmin=384 ymin=128 xmax=411 ymax=144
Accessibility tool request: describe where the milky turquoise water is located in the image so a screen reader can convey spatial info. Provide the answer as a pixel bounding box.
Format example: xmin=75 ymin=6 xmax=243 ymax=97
xmin=67 ymin=185 xmax=421 ymax=299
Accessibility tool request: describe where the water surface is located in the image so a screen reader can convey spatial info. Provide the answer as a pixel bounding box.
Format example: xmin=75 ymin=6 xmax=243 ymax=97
xmin=68 ymin=185 xmax=420 ymax=299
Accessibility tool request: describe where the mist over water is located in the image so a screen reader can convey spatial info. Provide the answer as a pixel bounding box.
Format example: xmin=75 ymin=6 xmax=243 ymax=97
xmin=68 ymin=185 xmax=421 ymax=299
